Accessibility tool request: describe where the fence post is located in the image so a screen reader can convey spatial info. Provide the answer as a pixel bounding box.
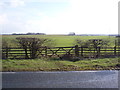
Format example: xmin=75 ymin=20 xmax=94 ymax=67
xmin=75 ymin=45 xmax=79 ymax=57
xmin=96 ymin=47 xmax=100 ymax=58
xmin=114 ymin=46 xmax=116 ymax=56
xmin=6 ymin=47 xmax=9 ymax=59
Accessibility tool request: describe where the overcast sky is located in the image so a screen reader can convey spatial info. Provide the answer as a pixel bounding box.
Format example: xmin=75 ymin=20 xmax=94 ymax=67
xmin=0 ymin=0 xmax=119 ymax=34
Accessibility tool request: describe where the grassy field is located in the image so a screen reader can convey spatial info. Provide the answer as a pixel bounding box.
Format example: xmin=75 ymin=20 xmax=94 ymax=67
xmin=1 ymin=35 xmax=119 ymax=71
xmin=2 ymin=57 xmax=120 ymax=71
xmin=2 ymin=35 xmax=116 ymax=47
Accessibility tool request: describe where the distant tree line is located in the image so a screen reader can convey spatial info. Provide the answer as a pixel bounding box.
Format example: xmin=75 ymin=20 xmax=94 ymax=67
xmin=12 ymin=33 xmax=46 ymax=35
xmin=68 ymin=32 xmax=75 ymax=36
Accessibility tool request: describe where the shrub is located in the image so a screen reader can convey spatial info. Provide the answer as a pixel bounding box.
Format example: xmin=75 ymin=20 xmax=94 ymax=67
xmin=16 ymin=37 xmax=52 ymax=59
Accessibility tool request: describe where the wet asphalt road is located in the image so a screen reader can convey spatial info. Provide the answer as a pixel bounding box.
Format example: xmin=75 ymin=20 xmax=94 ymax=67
xmin=2 ymin=70 xmax=119 ymax=88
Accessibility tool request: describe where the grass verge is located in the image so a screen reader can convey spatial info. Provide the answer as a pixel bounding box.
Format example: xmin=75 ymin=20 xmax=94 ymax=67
xmin=1 ymin=57 xmax=120 ymax=72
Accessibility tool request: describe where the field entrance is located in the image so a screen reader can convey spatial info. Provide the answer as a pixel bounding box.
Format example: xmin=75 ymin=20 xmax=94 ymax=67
xmin=2 ymin=45 xmax=120 ymax=59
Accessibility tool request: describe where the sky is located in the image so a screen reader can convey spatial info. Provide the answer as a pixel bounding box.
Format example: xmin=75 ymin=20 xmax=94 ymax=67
xmin=0 ymin=0 xmax=119 ymax=34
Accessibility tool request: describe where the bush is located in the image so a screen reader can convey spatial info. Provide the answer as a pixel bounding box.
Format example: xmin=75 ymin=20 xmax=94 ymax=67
xmin=76 ymin=39 xmax=110 ymax=48
xmin=16 ymin=37 xmax=52 ymax=59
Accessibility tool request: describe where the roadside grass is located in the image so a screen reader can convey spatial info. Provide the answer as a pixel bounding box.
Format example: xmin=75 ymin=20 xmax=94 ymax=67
xmin=2 ymin=57 xmax=120 ymax=71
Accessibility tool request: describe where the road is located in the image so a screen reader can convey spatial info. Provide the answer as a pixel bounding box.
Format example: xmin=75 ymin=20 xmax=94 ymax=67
xmin=2 ymin=70 xmax=119 ymax=88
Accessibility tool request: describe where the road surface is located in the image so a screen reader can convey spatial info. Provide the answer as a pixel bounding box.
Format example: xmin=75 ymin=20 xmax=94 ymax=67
xmin=2 ymin=70 xmax=119 ymax=88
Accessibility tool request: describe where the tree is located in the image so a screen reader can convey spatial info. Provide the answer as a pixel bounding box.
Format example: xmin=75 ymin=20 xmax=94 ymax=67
xmin=76 ymin=39 xmax=110 ymax=58
xmin=16 ymin=37 xmax=51 ymax=59
xmin=76 ymin=39 xmax=110 ymax=48
xmin=87 ymin=39 xmax=110 ymax=48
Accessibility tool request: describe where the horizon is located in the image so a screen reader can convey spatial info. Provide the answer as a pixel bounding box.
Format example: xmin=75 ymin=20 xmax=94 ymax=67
xmin=1 ymin=32 xmax=119 ymax=35
xmin=0 ymin=0 xmax=119 ymax=34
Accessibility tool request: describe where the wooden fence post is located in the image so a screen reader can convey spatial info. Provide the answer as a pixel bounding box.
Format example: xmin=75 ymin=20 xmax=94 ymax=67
xmin=114 ymin=46 xmax=116 ymax=56
xmin=6 ymin=47 xmax=9 ymax=59
xmin=96 ymin=47 xmax=100 ymax=58
xmin=75 ymin=45 xmax=79 ymax=57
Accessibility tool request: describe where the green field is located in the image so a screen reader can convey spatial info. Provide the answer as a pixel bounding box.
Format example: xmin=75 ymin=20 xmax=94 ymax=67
xmin=2 ymin=35 xmax=116 ymax=47
xmin=1 ymin=57 xmax=120 ymax=71
xmin=2 ymin=35 xmax=119 ymax=71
